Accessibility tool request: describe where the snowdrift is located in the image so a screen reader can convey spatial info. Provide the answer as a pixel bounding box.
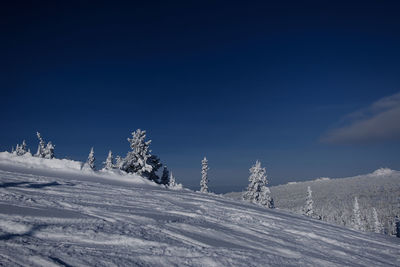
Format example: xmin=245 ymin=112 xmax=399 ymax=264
xmin=0 ymin=152 xmax=157 ymax=187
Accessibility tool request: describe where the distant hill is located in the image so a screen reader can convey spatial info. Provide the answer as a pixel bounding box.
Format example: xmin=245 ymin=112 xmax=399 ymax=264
xmin=225 ymin=168 xmax=400 ymax=236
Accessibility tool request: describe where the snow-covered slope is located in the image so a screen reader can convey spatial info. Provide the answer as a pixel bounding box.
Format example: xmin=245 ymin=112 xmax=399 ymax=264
xmin=0 ymin=157 xmax=399 ymax=266
xmin=225 ymin=169 xmax=400 ymax=236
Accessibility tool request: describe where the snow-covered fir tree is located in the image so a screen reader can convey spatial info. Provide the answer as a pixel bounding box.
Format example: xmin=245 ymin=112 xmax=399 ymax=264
xmin=243 ymin=160 xmax=274 ymax=208
xmin=35 ymin=132 xmax=46 ymax=158
xmin=103 ymin=150 xmax=114 ymax=170
xmin=304 ymin=186 xmax=314 ymax=217
xmin=87 ymin=147 xmax=95 ymax=170
xmin=15 ymin=140 xmax=28 ymax=156
xmin=169 ymin=172 xmax=177 ymax=187
xmin=115 ymin=155 xmax=123 ymax=169
xmin=200 ymin=157 xmax=209 ymax=193
xmin=396 ymin=216 xmax=400 ymax=238
xmin=160 ymin=166 xmax=170 ymax=185
xmin=372 ymin=208 xmax=382 ymax=233
xmin=120 ymin=129 xmax=161 ymax=181
xmin=352 ymin=197 xmax=363 ymax=231
xmin=44 ymin=142 xmax=55 ymax=159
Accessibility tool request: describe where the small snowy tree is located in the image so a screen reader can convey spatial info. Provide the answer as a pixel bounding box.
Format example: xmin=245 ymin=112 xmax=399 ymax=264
xmin=103 ymin=150 xmax=114 ymax=170
xmin=160 ymin=166 xmax=170 ymax=185
xmin=16 ymin=140 xmax=28 ymax=156
xmin=352 ymin=197 xmax=363 ymax=231
xmin=243 ymin=160 xmax=274 ymax=208
xmin=304 ymin=186 xmax=314 ymax=217
xmin=44 ymin=141 xmax=55 ymax=159
xmin=396 ymin=216 xmax=400 ymax=238
xmin=120 ymin=129 xmax=161 ymax=181
xmin=35 ymin=132 xmax=46 ymax=158
xmin=115 ymin=155 xmax=123 ymax=169
xmin=169 ymin=171 xmax=177 ymax=187
xmin=200 ymin=157 xmax=209 ymax=193
xmin=87 ymin=147 xmax=95 ymax=170
xmin=371 ymin=208 xmax=382 ymax=233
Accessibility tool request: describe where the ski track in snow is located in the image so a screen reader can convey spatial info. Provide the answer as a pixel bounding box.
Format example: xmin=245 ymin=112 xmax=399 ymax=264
xmin=0 ymin=164 xmax=399 ymax=266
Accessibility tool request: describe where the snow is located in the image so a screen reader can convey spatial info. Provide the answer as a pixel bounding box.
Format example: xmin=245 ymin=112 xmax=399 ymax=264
xmin=226 ymin=168 xmax=400 ymax=236
xmin=0 ymin=154 xmax=399 ymax=266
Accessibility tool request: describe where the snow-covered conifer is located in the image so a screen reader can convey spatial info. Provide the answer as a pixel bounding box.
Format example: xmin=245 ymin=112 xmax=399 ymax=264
xmin=372 ymin=208 xmax=382 ymax=233
xmin=352 ymin=197 xmax=363 ymax=231
xmin=243 ymin=160 xmax=274 ymax=208
xmin=11 ymin=146 xmax=15 ymax=153
xmin=16 ymin=140 xmax=28 ymax=156
xmin=120 ymin=129 xmax=161 ymax=181
xmin=169 ymin=171 xmax=177 ymax=187
xmin=35 ymin=132 xmax=46 ymax=158
xmin=44 ymin=142 xmax=55 ymax=159
xmin=396 ymin=216 xmax=400 ymax=238
xmin=104 ymin=150 xmax=114 ymax=170
xmin=200 ymin=157 xmax=209 ymax=193
xmin=115 ymin=155 xmax=123 ymax=169
xmin=304 ymin=186 xmax=314 ymax=217
xmin=160 ymin=166 xmax=170 ymax=185
xmin=87 ymin=147 xmax=95 ymax=170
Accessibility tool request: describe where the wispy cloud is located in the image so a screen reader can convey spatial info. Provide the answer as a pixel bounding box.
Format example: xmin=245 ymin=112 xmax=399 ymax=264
xmin=321 ymin=92 xmax=400 ymax=144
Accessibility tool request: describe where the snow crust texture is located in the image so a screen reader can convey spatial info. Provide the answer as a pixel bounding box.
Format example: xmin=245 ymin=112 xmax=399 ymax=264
xmin=0 ymin=159 xmax=399 ymax=266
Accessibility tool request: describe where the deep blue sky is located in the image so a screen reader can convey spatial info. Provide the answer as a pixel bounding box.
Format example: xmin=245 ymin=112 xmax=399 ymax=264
xmin=1 ymin=1 xmax=400 ymax=192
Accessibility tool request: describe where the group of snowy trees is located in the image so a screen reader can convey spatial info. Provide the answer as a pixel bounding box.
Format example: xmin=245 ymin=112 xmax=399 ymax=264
xmin=12 ymin=132 xmax=55 ymax=159
xmin=84 ymin=129 xmax=178 ymax=187
xmin=198 ymin=158 xmax=275 ymax=210
xmin=351 ymin=196 xmax=384 ymax=233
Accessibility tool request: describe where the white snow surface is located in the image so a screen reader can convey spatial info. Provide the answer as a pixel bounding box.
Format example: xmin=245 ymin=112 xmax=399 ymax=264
xmin=0 ymin=155 xmax=399 ymax=266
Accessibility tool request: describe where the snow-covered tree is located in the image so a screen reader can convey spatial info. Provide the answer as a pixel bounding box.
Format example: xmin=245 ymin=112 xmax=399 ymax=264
xmin=304 ymin=186 xmax=314 ymax=217
xmin=372 ymin=208 xmax=382 ymax=233
xmin=120 ymin=129 xmax=161 ymax=181
xmin=396 ymin=216 xmax=400 ymax=238
xmin=16 ymin=140 xmax=28 ymax=156
xmin=352 ymin=197 xmax=363 ymax=231
xmin=87 ymin=147 xmax=95 ymax=170
xmin=115 ymin=155 xmax=123 ymax=169
xmin=160 ymin=166 xmax=170 ymax=185
xmin=103 ymin=150 xmax=114 ymax=170
xmin=169 ymin=171 xmax=177 ymax=187
xmin=35 ymin=132 xmax=46 ymax=158
xmin=243 ymin=160 xmax=274 ymax=208
xmin=200 ymin=157 xmax=209 ymax=193
xmin=44 ymin=142 xmax=55 ymax=159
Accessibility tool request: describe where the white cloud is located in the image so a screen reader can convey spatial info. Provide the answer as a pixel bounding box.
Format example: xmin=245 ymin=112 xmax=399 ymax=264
xmin=321 ymin=92 xmax=400 ymax=144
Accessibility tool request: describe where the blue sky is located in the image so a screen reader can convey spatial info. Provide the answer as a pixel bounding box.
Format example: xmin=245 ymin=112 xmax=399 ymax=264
xmin=1 ymin=1 xmax=400 ymax=192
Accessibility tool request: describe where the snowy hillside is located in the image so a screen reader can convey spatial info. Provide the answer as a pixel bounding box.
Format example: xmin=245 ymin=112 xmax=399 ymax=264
xmin=226 ymin=169 xmax=400 ymax=236
xmin=0 ymin=156 xmax=399 ymax=266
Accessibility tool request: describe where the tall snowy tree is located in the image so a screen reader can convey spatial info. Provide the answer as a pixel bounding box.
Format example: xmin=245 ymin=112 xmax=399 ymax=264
xmin=87 ymin=147 xmax=95 ymax=170
xmin=200 ymin=157 xmax=209 ymax=193
xmin=352 ymin=197 xmax=363 ymax=231
xmin=372 ymin=208 xmax=382 ymax=233
xmin=160 ymin=166 xmax=170 ymax=185
xmin=104 ymin=150 xmax=114 ymax=170
xmin=35 ymin=132 xmax=46 ymax=158
xmin=169 ymin=172 xmax=177 ymax=187
xmin=243 ymin=160 xmax=274 ymax=208
xmin=120 ymin=129 xmax=161 ymax=181
xmin=44 ymin=142 xmax=55 ymax=159
xmin=304 ymin=186 xmax=314 ymax=217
